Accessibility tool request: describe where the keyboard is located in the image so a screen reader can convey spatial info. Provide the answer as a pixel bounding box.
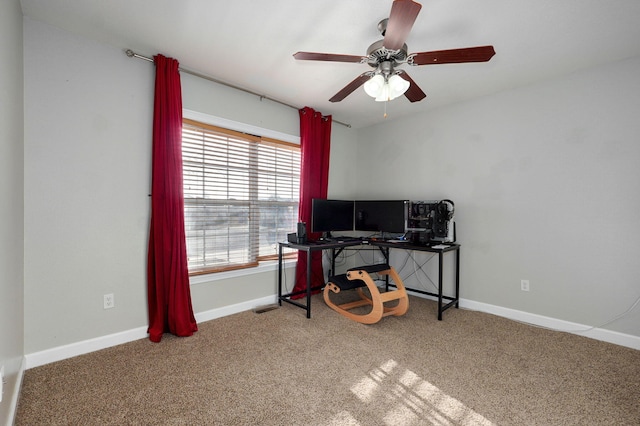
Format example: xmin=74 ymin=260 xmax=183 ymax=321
xmin=332 ymin=236 xmax=362 ymax=243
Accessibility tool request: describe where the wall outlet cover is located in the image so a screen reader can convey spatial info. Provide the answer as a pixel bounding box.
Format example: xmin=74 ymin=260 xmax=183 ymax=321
xmin=104 ymin=293 xmax=115 ymax=309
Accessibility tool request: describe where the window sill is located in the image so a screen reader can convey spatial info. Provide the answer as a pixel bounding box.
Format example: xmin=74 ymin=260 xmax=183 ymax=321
xmin=189 ymin=258 xmax=297 ymax=285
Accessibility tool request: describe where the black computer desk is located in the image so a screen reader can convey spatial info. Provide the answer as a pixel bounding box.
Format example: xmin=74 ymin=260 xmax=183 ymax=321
xmin=277 ymin=239 xmax=460 ymax=320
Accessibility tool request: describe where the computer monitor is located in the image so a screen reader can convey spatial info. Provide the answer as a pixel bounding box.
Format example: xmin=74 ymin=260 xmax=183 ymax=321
xmin=310 ymin=199 xmax=355 ymax=235
xmin=354 ymin=200 xmax=408 ymax=234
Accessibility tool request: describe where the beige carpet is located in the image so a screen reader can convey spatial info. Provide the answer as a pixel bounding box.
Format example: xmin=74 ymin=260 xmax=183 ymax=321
xmin=16 ymin=295 xmax=640 ymax=425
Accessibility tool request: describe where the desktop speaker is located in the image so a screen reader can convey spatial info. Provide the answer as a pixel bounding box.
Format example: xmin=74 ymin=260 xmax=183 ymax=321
xmin=296 ymin=222 xmax=307 ymax=244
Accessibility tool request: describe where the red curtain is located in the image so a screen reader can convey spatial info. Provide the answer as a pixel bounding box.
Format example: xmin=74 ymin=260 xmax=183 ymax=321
xmin=292 ymin=107 xmax=332 ymax=298
xmin=147 ymin=54 xmax=198 ymax=342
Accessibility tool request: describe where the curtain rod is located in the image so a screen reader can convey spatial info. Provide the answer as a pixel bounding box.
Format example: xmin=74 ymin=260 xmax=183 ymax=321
xmin=125 ymin=49 xmax=351 ymax=129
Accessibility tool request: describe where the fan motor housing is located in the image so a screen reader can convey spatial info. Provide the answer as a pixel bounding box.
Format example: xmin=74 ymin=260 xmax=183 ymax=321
xmin=366 ymin=39 xmax=408 ymax=67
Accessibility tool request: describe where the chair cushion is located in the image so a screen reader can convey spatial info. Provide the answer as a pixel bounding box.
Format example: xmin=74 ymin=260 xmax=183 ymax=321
xmin=328 ymin=264 xmax=390 ymax=291
xmin=327 ymin=273 xmax=366 ymax=291
xmin=347 ymin=263 xmax=391 ymax=274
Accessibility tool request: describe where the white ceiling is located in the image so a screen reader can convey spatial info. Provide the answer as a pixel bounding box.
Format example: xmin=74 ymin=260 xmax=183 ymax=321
xmin=20 ymin=0 xmax=640 ymax=128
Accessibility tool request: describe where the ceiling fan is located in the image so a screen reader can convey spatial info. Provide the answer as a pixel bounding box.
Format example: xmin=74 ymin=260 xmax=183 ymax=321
xmin=293 ymin=0 xmax=495 ymax=103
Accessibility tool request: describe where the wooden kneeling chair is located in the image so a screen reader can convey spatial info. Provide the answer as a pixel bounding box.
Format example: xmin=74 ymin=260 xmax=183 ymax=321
xmin=324 ymin=264 xmax=409 ymax=324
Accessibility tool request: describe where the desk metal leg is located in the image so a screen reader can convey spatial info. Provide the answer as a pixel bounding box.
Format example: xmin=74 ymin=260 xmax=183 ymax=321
xmin=380 ymin=247 xmax=390 ymax=291
xmin=455 ymin=247 xmax=460 ymax=308
xmin=306 ymin=250 xmax=312 ymax=318
xmin=278 ymin=244 xmax=283 ymax=306
xmin=438 ymin=251 xmax=444 ymax=321
xmin=330 ymin=248 xmax=335 ymax=277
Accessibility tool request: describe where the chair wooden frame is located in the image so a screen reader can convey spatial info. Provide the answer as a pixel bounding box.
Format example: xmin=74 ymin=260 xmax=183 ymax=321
xmin=323 ymin=264 xmax=409 ymax=324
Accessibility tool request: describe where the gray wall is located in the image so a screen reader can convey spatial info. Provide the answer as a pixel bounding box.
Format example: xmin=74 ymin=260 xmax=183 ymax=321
xmin=23 ymin=17 xmax=358 ymax=355
xmin=356 ymin=56 xmax=640 ymax=337
xmin=0 ymin=0 xmax=24 ymax=423
xmin=20 ymin=8 xmax=639 ymax=372
xmin=23 ymin=18 xmax=153 ymax=354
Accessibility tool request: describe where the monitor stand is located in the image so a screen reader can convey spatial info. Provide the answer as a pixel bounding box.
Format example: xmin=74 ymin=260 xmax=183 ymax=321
xmin=318 ymin=232 xmax=334 ymax=242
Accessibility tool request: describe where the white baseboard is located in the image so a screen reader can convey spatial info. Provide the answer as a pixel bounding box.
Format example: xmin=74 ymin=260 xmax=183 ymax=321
xmin=24 ymin=294 xmax=638 ymax=371
xmin=459 ymin=298 xmax=640 ymax=350
xmin=3 ymin=356 xmax=25 ymax=426
xmin=25 ymin=326 xmax=149 ymax=370
xmin=25 ymin=295 xmax=278 ymax=370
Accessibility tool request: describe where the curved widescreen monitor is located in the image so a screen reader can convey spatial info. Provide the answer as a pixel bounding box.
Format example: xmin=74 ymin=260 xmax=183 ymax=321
xmin=354 ymin=200 xmax=408 ymax=234
xmin=311 ymin=199 xmax=354 ymax=234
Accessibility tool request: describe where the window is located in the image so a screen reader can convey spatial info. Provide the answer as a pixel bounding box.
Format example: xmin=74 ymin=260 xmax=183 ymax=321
xmin=182 ymin=118 xmax=300 ymax=275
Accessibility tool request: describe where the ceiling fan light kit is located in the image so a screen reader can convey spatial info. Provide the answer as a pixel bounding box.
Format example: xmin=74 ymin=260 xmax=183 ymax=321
xmin=364 ymin=73 xmax=410 ymax=102
xmin=293 ymin=0 xmax=495 ymax=106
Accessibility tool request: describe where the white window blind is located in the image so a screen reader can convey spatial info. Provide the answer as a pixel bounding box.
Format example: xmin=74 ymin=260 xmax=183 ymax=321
xmin=182 ymin=119 xmax=300 ymax=275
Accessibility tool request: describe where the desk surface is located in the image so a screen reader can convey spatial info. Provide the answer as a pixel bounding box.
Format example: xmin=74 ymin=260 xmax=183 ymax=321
xmin=369 ymin=240 xmax=460 ymax=253
xmin=280 ymin=238 xmax=459 ymax=253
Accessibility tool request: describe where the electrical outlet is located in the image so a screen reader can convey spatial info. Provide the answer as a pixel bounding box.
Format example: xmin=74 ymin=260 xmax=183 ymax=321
xmin=103 ymin=293 xmax=115 ymax=309
xmin=521 ymin=279 xmax=530 ymax=292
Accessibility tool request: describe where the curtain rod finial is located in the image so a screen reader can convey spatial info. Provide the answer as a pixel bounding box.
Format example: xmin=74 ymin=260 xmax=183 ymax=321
xmin=125 ymin=49 xmax=134 ymax=58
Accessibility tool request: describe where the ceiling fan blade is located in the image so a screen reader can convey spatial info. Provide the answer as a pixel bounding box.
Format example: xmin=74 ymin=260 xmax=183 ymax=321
xmin=410 ymin=45 xmax=496 ymax=65
xmin=383 ymin=0 xmax=422 ymax=51
xmin=329 ymin=73 xmax=372 ymax=102
xmin=293 ymin=51 xmax=366 ymax=63
xmin=397 ymin=71 xmax=426 ymax=102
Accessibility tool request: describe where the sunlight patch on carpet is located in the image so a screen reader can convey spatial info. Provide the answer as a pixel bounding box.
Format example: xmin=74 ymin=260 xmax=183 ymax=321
xmin=349 ymin=359 xmax=495 ymax=426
